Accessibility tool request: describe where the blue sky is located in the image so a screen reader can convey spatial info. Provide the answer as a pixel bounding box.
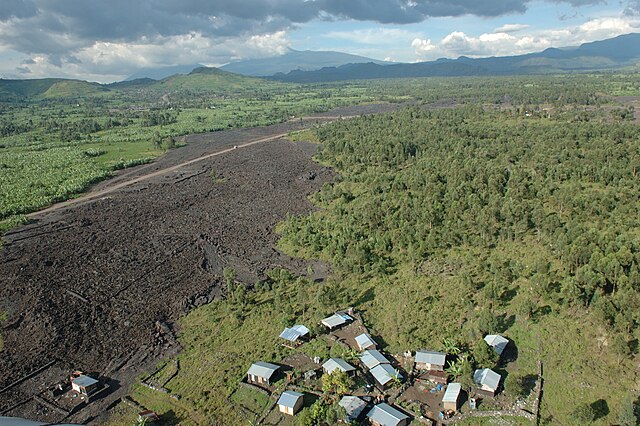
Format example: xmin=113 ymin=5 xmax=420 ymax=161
xmin=0 ymin=0 xmax=638 ymax=82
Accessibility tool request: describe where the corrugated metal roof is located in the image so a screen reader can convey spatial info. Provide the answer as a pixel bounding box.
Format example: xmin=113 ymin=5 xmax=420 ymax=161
xmin=473 ymin=368 xmax=501 ymax=391
xmin=72 ymin=375 xmax=98 ymax=388
xmin=415 ymin=350 xmax=446 ymax=366
xmin=442 ymin=383 xmax=462 ymax=403
xmin=321 ymin=313 xmax=349 ymax=328
xmin=366 ymin=403 xmax=408 ymax=426
xmin=360 ymin=349 xmax=390 ymax=369
xmin=247 ymin=361 xmax=280 ymax=379
xmin=370 ymin=363 xmax=401 ymax=387
xmin=484 ymin=334 xmax=509 ymax=355
xmin=339 ymin=396 xmax=368 ymax=421
xmin=291 ymin=324 xmax=309 ymax=335
xmin=323 ymin=358 xmax=356 ymax=374
xmin=277 ymin=390 xmax=304 ymax=408
xmin=355 ymin=333 xmax=376 ymax=349
xmin=279 ymin=324 xmax=309 ymax=342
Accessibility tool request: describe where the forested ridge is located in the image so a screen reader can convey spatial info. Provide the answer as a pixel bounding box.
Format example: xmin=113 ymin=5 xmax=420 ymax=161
xmin=278 ymin=105 xmax=640 ymax=423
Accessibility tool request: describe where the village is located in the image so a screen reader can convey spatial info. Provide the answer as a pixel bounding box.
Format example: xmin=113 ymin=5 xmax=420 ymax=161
xmin=232 ymin=308 xmax=541 ymax=426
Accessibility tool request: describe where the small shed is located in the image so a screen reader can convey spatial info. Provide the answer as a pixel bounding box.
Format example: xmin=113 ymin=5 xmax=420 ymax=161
xmin=442 ymin=383 xmax=462 ymax=411
xmin=367 ymin=403 xmax=409 ymax=426
xmin=484 ymin=334 xmax=509 ymax=356
xmin=279 ymin=324 xmax=310 ymax=344
xmin=247 ymin=361 xmax=280 ymax=386
xmin=355 ymin=333 xmax=377 ymax=351
xmin=71 ymin=375 xmax=98 ymax=396
xmin=473 ymin=368 xmax=501 ymax=396
xmin=277 ymin=390 xmax=304 ymax=416
xmin=322 ymin=358 xmax=356 ymax=375
xmin=339 ymin=395 xmax=369 ymax=423
xmin=360 ymin=349 xmax=389 ymax=370
xmin=370 ymin=363 xmax=402 ymax=388
xmin=138 ymin=410 xmax=160 ymax=423
xmin=321 ymin=312 xmax=352 ymax=329
xmin=415 ymin=350 xmax=446 ymax=371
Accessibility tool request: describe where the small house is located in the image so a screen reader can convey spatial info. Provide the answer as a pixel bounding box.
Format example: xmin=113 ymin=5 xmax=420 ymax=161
xmin=247 ymin=361 xmax=280 ymax=386
xmin=322 ymin=358 xmax=356 ymax=375
xmin=367 ymin=403 xmax=409 ymax=426
xmin=321 ymin=312 xmax=353 ymax=330
xmin=360 ymin=349 xmax=390 ymax=370
xmin=355 ymin=333 xmax=377 ymax=351
xmin=484 ymin=334 xmax=509 ymax=356
xmin=71 ymin=375 xmax=99 ymax=396
xmin=442 ymin=383 xmax=462 ymax=412
xmin=370 ymin=363 xmax=402 ymax=388
xmin=279 ymin=324 xmax=310 ymax=345
xmin=277 ymin=390 xmax=304 ymax=416
xmin=473 ymin=368 xmax=501 ymax=396
xmin=415 ymin=350 xmax=446 ymax=371
xmin=339 ymin=395 xmax=368 ymax=423
xmin=138 ymin=410 xmax=160 ymax=423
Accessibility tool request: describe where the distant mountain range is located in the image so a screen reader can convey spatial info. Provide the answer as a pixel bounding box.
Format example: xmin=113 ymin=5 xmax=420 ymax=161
xmin=220 ymin=48 xmax=391 ymax=76
xmin=125 ymin=64 xmax=204 ymax=81
xmin=270 ymin=33 xmax=640 ymax=83
xmin=2 ymin=33 xmax=640 ymax=101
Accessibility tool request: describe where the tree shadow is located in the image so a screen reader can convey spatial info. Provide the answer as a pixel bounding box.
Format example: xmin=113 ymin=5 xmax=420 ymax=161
xmin=533 ymin=305 xmax=552 ymax=322
xmin=590 ymin=399 xmax=609 ymax=421
xmin=355 ymin=287 xmax=375 ymax=306
xmin=497 ymin=314 xmax=516 ymax=333
xmin=500 ymin=288 xmax=517 ymax=304
xmin=160 ymin=409 xmax=181 ymax=425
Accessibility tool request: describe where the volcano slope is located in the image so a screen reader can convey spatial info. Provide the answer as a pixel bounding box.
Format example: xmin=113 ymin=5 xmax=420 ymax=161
xmin=0 ymin=103 xmax=400 ymax=423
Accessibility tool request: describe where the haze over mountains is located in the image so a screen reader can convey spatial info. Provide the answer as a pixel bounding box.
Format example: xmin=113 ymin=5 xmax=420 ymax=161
xmin=270 ymin=33 xmax=640 ymax=83
xmin=2 ymin=33 xmax=640 ymax=100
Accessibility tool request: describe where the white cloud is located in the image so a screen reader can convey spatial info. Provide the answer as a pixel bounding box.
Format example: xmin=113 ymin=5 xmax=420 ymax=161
xmin=327 ymin=28 xmax=421 ymax=45
xmin=411 ymin=38 xmax=436 ymax=54
xmin=2 ymin=30 xmax=293 ymax=82
xmin=413 ymin=13 xmax=640 ymax=60
xmin=494 ymin=24 xmax=530 ymax=33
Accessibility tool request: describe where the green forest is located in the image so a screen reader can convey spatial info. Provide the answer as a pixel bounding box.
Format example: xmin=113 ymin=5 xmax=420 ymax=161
xmin=277 ymin=105 xmax=640 ymax=424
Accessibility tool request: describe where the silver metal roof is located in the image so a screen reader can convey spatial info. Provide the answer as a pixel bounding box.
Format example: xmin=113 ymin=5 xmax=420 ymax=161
xmin=360 ymin=349 xmax=389 ymax=369
xmin=339 ymin=396 xmax=368 ymax=421
xmin=277 ymin=390 xmax=304 ymax=408
xmin=415 ymin=350 xmax=446 ymax=366
xmin=370 ymin=363 xmax=401 ymax=386
xmin=473 ymin=368 xmax=501 ymax=391
xmin=355 ymin=333 xmax=376 ymax=349
xmin=72 ymin=375 xmax=98 ymax=388
xmin=279 ymin=324 xmax=309 ymax=342
xmin=322 ymin=358 xmax=356 ymax=374
xmin=366 ymin=403 xmax=409 ymax=426
xmin=321 ymin=313 xmax=351 ymax=328
xmin=247 ymin=361 xmax=280 ymax=379
xmin=484 ymin=334 xmax=509 ymax=356
xmin=442 ymin=383 xmax=461 ymax=403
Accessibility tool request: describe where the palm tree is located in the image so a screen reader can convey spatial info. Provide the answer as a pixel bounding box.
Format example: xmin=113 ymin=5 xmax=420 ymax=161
xmin=441 ymin=338 xmax=461 ymax=355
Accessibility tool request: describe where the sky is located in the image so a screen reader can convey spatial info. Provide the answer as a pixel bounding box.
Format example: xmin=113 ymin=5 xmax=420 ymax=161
xmin=0 ymin=0 xmax=639 ymax=83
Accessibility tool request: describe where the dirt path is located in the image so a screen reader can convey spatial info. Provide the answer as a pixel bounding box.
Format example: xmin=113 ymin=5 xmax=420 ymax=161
xmin=27 ymin=115 xmax=351 ymax=220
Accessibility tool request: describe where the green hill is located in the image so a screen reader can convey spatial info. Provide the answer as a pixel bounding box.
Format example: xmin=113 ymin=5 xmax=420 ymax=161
xmin=41 ymin=80 xmax=110 ymax=99
xmin=151 ymin=66 xmax=285 ymax=93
